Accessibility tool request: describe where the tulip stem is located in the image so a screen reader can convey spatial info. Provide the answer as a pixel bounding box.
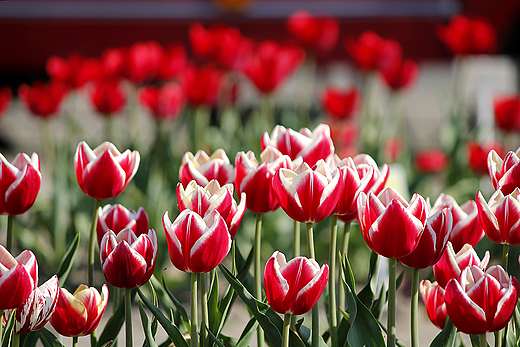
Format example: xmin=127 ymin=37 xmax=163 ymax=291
xmin=328 ymin=215 xmax=338 ymax=347
xmin=291 ymin=220 xmax=300 ymax=330
xmin=480 ymin=333 xmax=487 ymax=347
xmin=201 ymin=272 xmax=209 ymax=347
xmin=88 ymin=199 xmax=102 ymax=287
xmin=502 ymin=243 xmax=509 ymax=272
xmin=73 ymin=336 xmax=78 ymax=347
xmin=13 ymin=333 xmax=19 ymax=347
xmin=125 ymin=288 xmax=132 ymax=347
xmin=306 ymin=222 xmax=319 ymax=347
xmin=388 ymin=258 xmax=397 ymax=347
xmin=283 ymin=313 xmax=291 ymax=347
xmin=411 ymin=268 xmax=419 ymax=347
xmin=191 ymin=273 xmax=199 ymax=347
xmin=306 ymin=222 xmax=315 ymax=259
xmin=338 ymin=222 xmax=351 ymax=319
xmin=254 ymin=213 xmax=264 ymax=347
xmin=0 ymin=309 xmax=3 ymax=344
xmin=6 ymin=215 xmax=14 ymax=252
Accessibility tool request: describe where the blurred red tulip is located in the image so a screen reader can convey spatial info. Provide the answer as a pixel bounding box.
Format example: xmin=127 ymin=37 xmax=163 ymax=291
xmin=180 ymin=63 xmax=223 ymax=107
xmin=46 ymin=53 xmax=98 ymax=89
xmin=100 ymin=47 xmax=128 ymax=80
xmin=157 ymin=44 xmax=187 ymax=81
xmin=344 ymin=31 xmax=402 ymax=72
xmin=89 ymin=79 xmax=126 ymax=117
xmin=467 ymin=140 xmax=504 ymax=175
xmin=0 ymin=246 xmax=37 ymax=310
xmin=97 ymin=203 xmax=149 ymax=246
xmin=414 ymin=148 xmax=449 ymax=173
xmin=384 ymin=137 xmax=404 ymax=163
xmin=286 ymin=10 xmax=339 ymax=53
xmin=436 ymin=15 xmax=496 ymax=56
xmin=488 ymin=148 xmax=520 ymax=195
xmin=125 ymin=41 xmax=164 ymax=84
xmin=179 ymin=149 xmax=235 ymax=187
xmin=380 ymin=59 xmax=419 ymax=91
xmin=0 ymin=86 xmax=12 ymax=120
xmin=420 ymin=280 xmax=447 ymax=330
xmin=321 ymin=86 xmax=361 ymax=120
xmin=18 ymin=81 xmax=69 ymax=118
xmin=476 ymin=189 xmax=520 ymax=245
xmin=139 ymin=82 xmax=185 ymax=120
xmin=493 ymin=95 xmax=520 ymax=132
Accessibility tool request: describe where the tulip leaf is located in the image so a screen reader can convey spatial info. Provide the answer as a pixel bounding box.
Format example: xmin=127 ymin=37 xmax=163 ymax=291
xmin=20 ymin=330 xmax=42 ymax=347
xmin=429 ymin=319 xmax=457 ymax=347
xmin=295 ymin=318 xmax=327 ymax=347
xmin=337 ymin=312 xmax=352 ymax=347
xmin=205 ymin=325 xmax=226 ymax=347
xmin=469 ymin=334 xmax=490 ymax=347
xmin=1 ymin=310 xmax=16 ymax=347
xmin=96 ymin=289 xmax=136 ymax=347
xmin=137 ymin=287 xmax=189 ymax=347
xmin=160 ymin=276 xmax=190 ymax=333
xmin=146 ymin=281 xmax=159 ymax=343
xmin=55 ymin=231 xmax=80 ymax=286
xmin=236 ymin=317 xmax=258 ymax=347
xmin=139 ymin=302 xmax=159 ymax=347
xmin=39 ymin=328 xmax=66 ymax=347
xmin=358 ymin=251 xmax=380 ymax=308
xmin=370 ymin=282 xmax=387 ymax=320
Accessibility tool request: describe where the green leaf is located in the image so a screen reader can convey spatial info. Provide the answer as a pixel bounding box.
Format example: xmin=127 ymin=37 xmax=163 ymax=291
xmin=39 ymin=328 xmax=66 ymax=347
xmin=137 ymin=287 xmax=189 ymax=347
xmin=429 ymin=319 xmax=457 ymax=347
xmin=20 ymin=330 xmax=42 ymax=347
xmin=208 ymin=269 xmax=220 ymax=342
xmin=337 ymin=313 xmax=351 ymax=347
xmin=357 ymin=251 xmax=380 ymax=308
xmin=2 ymin=310 xmax=16 ymax=347
xmin=147 ymin=281 xmax=159 ymax=340
xmin=295 ymin=319 xmax=327 ymax=347
xmin=370 ymin=282 xmax=387 ymax=320
xmin=55 ymin=231 xmax=80 ymax=286
xmin=469 ymin=334 xmax=490 ymax=347
xmin=96 ymin=289 xmax=135 ymax=347
xmin=236 ymin=318 xmax=258 ymax=347
xmin=139 ymin=302 xmax=159 ymax=347
xmin=205 ymin=326 xmax=226 ymax=347
xmin=161 ymin=276 xmax=190 ymax=334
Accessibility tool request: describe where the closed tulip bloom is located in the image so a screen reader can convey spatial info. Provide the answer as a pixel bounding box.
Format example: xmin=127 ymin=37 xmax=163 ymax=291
xmin=467 ymin=140 xmax=504 ymax=175
xmin=488 ymin=148 xmax=520 ymax=195
xmin=139 ymin=82 xmax=185 ymax=120
xmin=431 ymin=194 xmax=484 ymax=252
xmin=273 ymin=160 xmax=342 ymax=223
xmin=18 ymin=81 xmax=69 ymax=118
xmin=493 ymin=95 xmax=520 ymax=132
xmin=179 ymin=149 xmax=234 ymax=187
xmin=286 ymin=10 xmax=339 ymax=53
xmin=157 ymin=44 xmax=187 ymax=81
xmin=0 ymin=246 xmax=38 ymax=310
xmin=46 ymin=53 xmax=94 ymax=89
xmin=445 ymin=265 xmax=518 ymax=335
xmin=433 ymin=242 xmax=490 ymax=289
xmin=177 ymin=180 xmax=246 ymax=238
xmin=321 ymin=86 xmax=361 ymax=120
xmin=476 ymin=189 xmax=520 ymax=245
xmin=100 ymin=228 xmax=157 ymax=288
xmin=357 ymin=188 xmax=428 ymax=258
xmin=436 ymin=15 xmax=496 ymax=56
xmin=420 ymin=280 xmax=447 ymax=330
xmin=264 ymin=251 xmax=329 ymax=315
xmin=125 ymin=41 xmax=164 ymax=84
xmin=180 ymin=63 xmax=223 ymax=107
xmin=74 ymin=141 xmax=140 ymax=200
xmin=235 ymin=146 xmax=292 ymax=214
xmin=0 ymin=152 xmax=41 ymax=216
xmin=50 ymin=284 xmax=109 ymax=337
xmin=96 ymin=204 xmax=149 ymax=246
xmin=163 ymin=209 xmax=231 ymax=273
xmin=326 ymin=155 xmax=366 ymax=217
xmin=380 ymin=59 xmax=419 ymax=91
xmin=261 ymin=124 xmax=335 ymax=167
xmin=414 ymin=148 xmax=449 ymax=173
xmin=344 ymin=31 xmax=402 ymax=72
xmin=4 ymin=275 xmax=59 ymax=333
xmin=89 ymin=79 xmax=126 ymax=117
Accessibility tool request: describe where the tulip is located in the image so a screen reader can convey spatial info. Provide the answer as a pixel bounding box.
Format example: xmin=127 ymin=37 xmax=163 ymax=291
xmin=96 ymin=204 xmax=149 ymax=246
xmin=380 ymin=59 xmax=419 ymax=91
xmin=50 ymin=284 xmax=109 ymax=337
xmin=273 ymin=160 xmax=342 ymax=224
xmin=74 ymin=141 xmax=140 ymax=200
xmin=139 ymin=82 xmax=185 ymax=120
xmin=0 ymin=86 xmax=12 ymax=120
xmin=433 ymin=242 xmax=490 ymax=289
xmin=235 ymin=146 xmax=292 ymax=214
xmin=445 ymin=265 xmax=518 ymax=335
xmin=179 ymin=149 xmax=235 ymax=187
xmin=0 ymin=246 xmax=37 ymax=310
xmin=488 ymin=148 xmax=520 ymax=195
xmin=177 ymin=180 xmax=246 ymax=238
xmin=321 ymin=86 xmax=361 ymax=120
xmin=467 ymin=140 xmax=504 ymax=175
xmin=100 ymin=228 xmax=157 ymax=288
xmin=343 ymin=31 xmax=402 ymax=72
xmin=157 ymin=43 xmax=187 ymax=81
xmin=125 ymin=41 xmax=164 ymax=84
xmin=163 ymin=209 xmax=231 ymax=273
xmin=0 ymin=152 xmax=41 ymax=216
xmin=414 ymin=148 xmax=449 ymax=173
xmin=46 ymin=53 xmax=96 ymax=89
xmin=436 ymin=14 xmax=496 ymax=56
xmin=420 ymin=280 xmax=447 ymax=330
xmin=100 ymin=47 xmax=127 ymax=81
xmin=89 ymin=79 xmax=126 ymax=117
xmin=264 ymin=251 xmax=329 ymax=315
xmin=493 ymin=95 xmax=520 ymax=133
xmin=180 ymin=63 xmax=223 ymax=107
xmin=286 ymin=10 xmax=339 ymax=53
xmin=4 ymin=275 xmax=59 ymax=333
xmin=431 ymin=194 xmax=484 ymax=252
xmin=18 ymin=81 xmax=69 ymax=118
xmin=476 ymin=189 xmax=520 ymax=245
xmin=384 ymin=137 xmax=404 ymax=163
xmin=261 ymin=124 xmax=335 ymax=167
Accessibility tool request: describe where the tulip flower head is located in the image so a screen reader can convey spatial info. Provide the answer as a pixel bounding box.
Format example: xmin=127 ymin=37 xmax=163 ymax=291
xmin=74 ymin=141 xmax=140 ymax=200
xmin=344 ymin=31 xmax=402 ymax=72
xmin=97 ymin=204 xmax=149 ymax=246
xmin=476 ymin=189 xmax=520 ymax=245
xmin=467 ymin=140 xmax=504 ymax=175
xmin=50 ymin=284 xmax=109 ymax=337
xmin=100 ymin=228 xmax=157 ymax=288
xmin=18 ymin=81 xmax=69 ymax=118
xmin=179 ymin=149 xmax=235 ymax=187
xmin=321 ymin=86 xmax=361 ymax=120
xmin=493 ymin=95 xmax=520 ymax=133
xmin=125 ymin=41 xmax=164 ymax=84
xmin=46 ymin=53 xmax=95 ymax=89
xmin=0 ymin=152 xmax=41 ymax=215
xmin=488 ymin=148 xmax=520 ymax=195
xmin=139 ymin=82 xmax=185 ymax=120
xmin=157 ymin=43 xmax=187 ymax=81
xmin=414 ymin=148 xmax=449 ymax=173
xmin=380 ymin=59 xmax=419 ymax=91
xmin=180 ymin=63 xmax=223 ymax=107
xmin=264 ymin=251 xmax=329 ymax=315
xmin=89 ymin=79 xmax=126 ymax=117
xmin=420 ymin=280 xmax=447 ymax=330
xmin=0 ymin=246 xmax=38 ymax=310
xmin=286 ymin=10 xmax=339 ymax=53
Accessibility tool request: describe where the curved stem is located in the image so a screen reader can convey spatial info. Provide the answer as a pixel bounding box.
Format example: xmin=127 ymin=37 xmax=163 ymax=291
xmin=306 ymin=222 xmax=319 ymax=347
xmin=502 ymin=243 xmax=509 ymax=272
xmin=6 ymin=215 xmax=14 ymax=252
xmin=201 ymin=273 xmax=209 ymax=347
xmin=88 ymin=199 xmax=102 ymax=287
xmin=125 ymin=288 xmax=132 ymax=347
xmin=388 ymin=258 xmax=396 ymax=347
xmin=254 ymin=213 xmax=264 ymax=347
xmin=338 ymin=222 xmax=351 ymax=319
xmin=283 ymin=313 xmax=291 ymax=347
xmin=411 ymin=268 xmax=420 ymax=347
xmin=191 ymin=273 xmax=199 ymax=347
xmin=328 ymin=215 xmax=338 ymax=347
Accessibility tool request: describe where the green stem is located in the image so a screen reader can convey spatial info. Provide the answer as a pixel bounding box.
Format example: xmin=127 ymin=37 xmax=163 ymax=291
xmin=73 ymin=336 xmax=78 ymax=347
xmin=328 ymin=215 xmax=338 ymax=347
xmin=388 ymin=258 xmax=397 ymax=347
xmin=306 ymin=222 xmax=315 ymax=259
xmin=502 ymin=243 xmax=509 ymax=272
xmin=88 ymin=199 xmax=102 ymax=287
xmin=201 ymin=272 xmax=209 ymax=347
xmin=0 ymin=309 xmax=3 ymax=344
xmin=6 ymin=215 xmax=14 ymax=252
xmin=191 ymin=273 xmax=199 ymax=347
xmin=125 ymin=288 xmax=132 ymax=347
xmin=291 ymin=220 xmax=300 ymax=329
xmin=306 ymin=222 xmax=319 ymax=347
xmin=231 ymin=240 xmax=236 ymax=275
xmin=338 ymin=222 xmax=351 ymax=319
xmin=13 ymin=333 xmax=19 ymax=347
xmin=254 ymin=213 xmax=264 ymax=347
xmin=411 ymin=268 xmax=419 ymax=347
xmin=283 ymin=313 xmax=291 ymax=347
xmin=480 ymin=333 xmax=487 ymax=347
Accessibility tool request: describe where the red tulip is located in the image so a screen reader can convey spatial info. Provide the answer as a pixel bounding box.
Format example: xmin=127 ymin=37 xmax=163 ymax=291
xmin=46 ymin=53 xmax=97 ymax=89
xmin=357 ymin=188 xmax=428 ymax=258
xmin=242 ymin=40 xmax=305 ymax=94
xmin=100 ymin=228 xmax=157 ymax=288
xmin=139 ymin=82 xmax=185 ymax=120
xmin=4 ymin=275 xmax=59 ymax=333
xmin=286 ymin=10 xmax=339 ymax=53
xmin=97 ymin=204 xmax=149 ymax=246
xmin=261 ymin=124 xmax=335 ymax=167
xmin=180 ymin=63 xmax=223 ymax=107
xmin=433 ymin=242 xmax=489 ymax=289
xmin=420 ymin=280 xmax=447 ymax=330
xmin=445 ymin=265 xmax=518 ymax=334
xmin=0 ymin=246 xmax=37 ymax=310
xmin=436 ymin=15 xmax=496 ymax=56
xmin=326 ymin=155 xmax=366 ymax=217
xmin=0 ymin=86 xmax=12 ymax=120
xmin=89 ymin=79 xmax=126 ymax=117
xmin=431 ymin=194 xmax=484 ymax=253
xmin=235 ymin=146 xmax=292 ymax=214
xmin=384 ymin=137 xmax=404 ymax=163
xmin=488 ymin=148 xmax=520 ymax=195
xmin=467 ymin=140 xmax=504 ymax=175
xmin=493 ymin=95 xmax=520 ymax=132
xmin=264 ymin=251 xmax=329 ymax=315
xmin=50 ymin=284 xmax=109 ymax=337
xmin=74 ymin=141 xmax=140 ymax=200
xmin=157 ymin=44 xmax=187 ymax=81
xmin=344 ymin=31 xmax=402 ymax=72
xmin=414 ymin=148 xmax=449 ymax=173
xmin=163 ymin=209 xmax=231 ymax=273
xmin=326 ymin=119 xmax=359 ymax=159
xmin=177 ymin=180 xmax=246 ymax=238
xmin=100 ymin=47 xmax=128 ymax=80
xmin=321 ymin=86 xmax=361 ymax=120
xmin=179 ymin=149 xmax=235 ymax=187
xmin=18 ymin=81 xmax=69 ymax=118
xmin=476 ymin=189 xmax=520 ymax=245
xmin=125 ymin=41 xmax=164 ymax=84
xmin=272 ymin=160 xmax=342 ymax=223
xmin=380 ymin=59 xmax=419 ymax=91
xmin=0 ymin=152 xmax=41 ymax=215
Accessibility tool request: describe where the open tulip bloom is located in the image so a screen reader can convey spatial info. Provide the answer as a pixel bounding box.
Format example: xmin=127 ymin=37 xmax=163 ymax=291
xmin=0 ymin=246 xmax=37 ymax=310
xmin=97 ymin=204 xmax=149 ymax=246
xmin=488 ymin=148 xmax=520 ymax=195
xmin=179 ymin=149 xmax=235 ymax=187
